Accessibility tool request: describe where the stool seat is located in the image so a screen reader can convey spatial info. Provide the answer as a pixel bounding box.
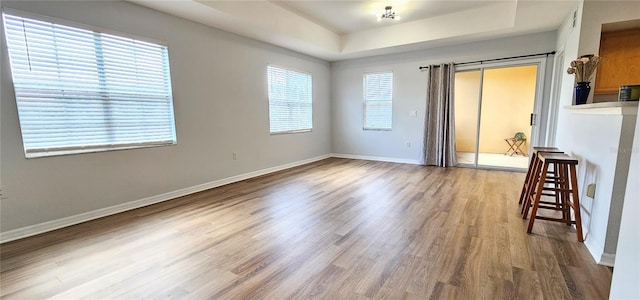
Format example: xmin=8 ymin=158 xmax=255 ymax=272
xmin=518 ymin=147 xmax=564 ymax=208
xmin=538 ymin=152 xmax=578 ymax=164
xmin=532 ymin=146 xmax=562 ymax=155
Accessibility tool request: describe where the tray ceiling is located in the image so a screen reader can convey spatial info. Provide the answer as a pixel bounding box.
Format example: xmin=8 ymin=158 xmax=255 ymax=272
xmin=129 ymin=0 xmax=577 ymax=61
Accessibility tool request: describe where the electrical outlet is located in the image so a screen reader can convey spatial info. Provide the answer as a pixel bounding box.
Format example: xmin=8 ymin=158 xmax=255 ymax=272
xmin=232 ymin=152 xmax=237 ymax=160
xmin=406 ymin=142 xmax=411 ymax=148
xmin=586 ymin=183 xmax=596 ymax=198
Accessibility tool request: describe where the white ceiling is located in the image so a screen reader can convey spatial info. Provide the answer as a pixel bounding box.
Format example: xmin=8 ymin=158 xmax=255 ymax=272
xmin=130 ymin=0 xmax=577 ymax=61
xmin=272 ymin=1 xmax=497 ymax=34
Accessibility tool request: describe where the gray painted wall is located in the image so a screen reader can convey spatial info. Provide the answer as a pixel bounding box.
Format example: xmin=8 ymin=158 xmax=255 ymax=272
xmin=0 ymin=1 xmax=331 ymax=232
xmin=0 ymin=1 xmax=558 ymax=234
xmin=330 ymin=31 xmax=557 ymax=162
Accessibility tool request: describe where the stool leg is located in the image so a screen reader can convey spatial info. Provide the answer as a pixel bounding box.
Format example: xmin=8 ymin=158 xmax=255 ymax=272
xmin=554 ymin=162 xmax=571 ymax=226
xmin=527 ymin=161 xmax=550 ymax=233
xmin=569 ymin=164 xmax=584 ymax=242
xmin=519 ymin=154 xmax=535 ymax=205
xmin=556 ymin=163 xmax=569 ymax=225
xmin=522 ymin=156 xmax=541 ymax=217
xmin=561 ymin=164 xmax=572 ymax=226
xmin=515 ymin=140 xmax=526 ymax=156
xmin=553 ymin=162 xmax=561 ymax=209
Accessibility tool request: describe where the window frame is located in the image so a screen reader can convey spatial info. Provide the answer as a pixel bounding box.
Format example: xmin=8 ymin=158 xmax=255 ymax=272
xmin=2 ymin=8 xmax=177 ymax=158
xmin=266 ymin=64 xmax=313 ymax=135
xmin=362 ymin=71 xmax=394 ymax=131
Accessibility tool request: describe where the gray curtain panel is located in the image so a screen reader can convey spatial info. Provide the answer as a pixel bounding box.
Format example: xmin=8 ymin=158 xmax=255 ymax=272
xmin=422 ymin=63 xmax=457 ymax=167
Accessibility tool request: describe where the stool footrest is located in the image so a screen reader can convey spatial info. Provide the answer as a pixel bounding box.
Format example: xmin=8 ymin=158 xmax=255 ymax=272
xmin=539 ymin=200 xmax=564 ymax=206
xmin=537 ymin=205 xmax=565 ymax=211
xmin=544 ymin=179 xmax=563 ymax=183
xmin=534 ymin=216 xmax=575 ymax=223
xmin=549 ymin=188 xmax=573 ymax=193
xmin=533 ymin=192 xmax=559 ymax=197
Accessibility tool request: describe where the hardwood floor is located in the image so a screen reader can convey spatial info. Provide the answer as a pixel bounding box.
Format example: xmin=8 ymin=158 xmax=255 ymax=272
xmin=0 ymin=158 xmax=612 ymax=299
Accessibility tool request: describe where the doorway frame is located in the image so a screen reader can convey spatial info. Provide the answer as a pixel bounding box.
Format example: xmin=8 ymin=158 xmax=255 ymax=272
xmin=455 ymin=56 xmax=548 ymax=171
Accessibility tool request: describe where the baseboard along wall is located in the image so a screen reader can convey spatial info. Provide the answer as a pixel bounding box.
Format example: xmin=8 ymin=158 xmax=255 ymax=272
xmin=2 ymin=153 xmax=423 ymax=243
xmin=1 ymin=154 xmax=336 ymax=243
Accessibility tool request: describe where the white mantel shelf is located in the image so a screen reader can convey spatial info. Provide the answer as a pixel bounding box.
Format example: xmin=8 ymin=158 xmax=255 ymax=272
xmin=564 ymin=101 xmax=639 ymax=115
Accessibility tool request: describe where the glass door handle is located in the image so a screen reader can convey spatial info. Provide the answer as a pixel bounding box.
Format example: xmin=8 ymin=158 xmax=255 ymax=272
xmin=530 ymin=113 xmax=536 ymax=126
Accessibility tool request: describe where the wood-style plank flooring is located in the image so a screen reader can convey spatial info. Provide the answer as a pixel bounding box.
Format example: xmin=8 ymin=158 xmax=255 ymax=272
xmin=0 ymin=158 xmax=612 ymax=299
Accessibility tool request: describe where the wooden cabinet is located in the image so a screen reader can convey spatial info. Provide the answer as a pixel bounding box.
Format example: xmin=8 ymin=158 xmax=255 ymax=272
xmin=595 ymin=28 xmax=640 ymax=94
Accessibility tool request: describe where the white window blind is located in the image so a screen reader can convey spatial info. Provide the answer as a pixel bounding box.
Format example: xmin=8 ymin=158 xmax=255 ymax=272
xmin=363 ymin=72 xmax=393 ymax=130
xmin=3 ymin=12 xmax=176 ymax=158
xmin=267 ymin=66 xmax=312 ymax=134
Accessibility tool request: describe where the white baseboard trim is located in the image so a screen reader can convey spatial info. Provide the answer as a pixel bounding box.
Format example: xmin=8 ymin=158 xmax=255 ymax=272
xmin=0 ymin=154 xmax=331 ymax=244
xmin=584 ymin=238 xmax=616 ymax=266
xmin=599 ymin=253 xmax=616 ymax=267
xmin=331 ymin=153 xmax=421 ymax=165
xmin=584 ymin=238 xmax=603 ymax=264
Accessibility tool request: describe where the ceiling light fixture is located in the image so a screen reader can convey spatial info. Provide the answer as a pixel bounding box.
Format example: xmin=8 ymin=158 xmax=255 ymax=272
xmin=378 ymin=6 xmax=399 ymax=21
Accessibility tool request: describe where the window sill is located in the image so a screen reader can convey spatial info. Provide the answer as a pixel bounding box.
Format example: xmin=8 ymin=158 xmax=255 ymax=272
xmin=26 ymin=142 xmax=176 ymax=159
xmin=363 ymin=128 xmax=392 ymax=131
xmin=269 ymin=129 xmax=312 ymax=135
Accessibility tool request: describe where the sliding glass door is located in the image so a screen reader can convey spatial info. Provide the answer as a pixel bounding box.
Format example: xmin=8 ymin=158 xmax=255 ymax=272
xmin=454 ymin=70 xmax=481 ymax=166
xmin=454 ymin=61 xmax=542 ymax=170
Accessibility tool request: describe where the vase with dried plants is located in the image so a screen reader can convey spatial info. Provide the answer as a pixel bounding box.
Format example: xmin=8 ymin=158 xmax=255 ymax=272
xmin=567 ymin=54 xmax=601 ymax=105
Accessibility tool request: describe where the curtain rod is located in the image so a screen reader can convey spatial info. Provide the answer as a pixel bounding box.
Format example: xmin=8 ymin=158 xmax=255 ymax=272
xmin=418 ymin=51 xmax=556 ymax=70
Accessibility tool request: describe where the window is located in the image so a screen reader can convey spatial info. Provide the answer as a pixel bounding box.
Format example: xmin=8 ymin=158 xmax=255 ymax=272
xmin=363 ymin=72 xmax=393 ymax=130
xmin=3 ymin=11 xmax=176 ymax=158
xmin=267 ymin=66 xmax=312 ymax=134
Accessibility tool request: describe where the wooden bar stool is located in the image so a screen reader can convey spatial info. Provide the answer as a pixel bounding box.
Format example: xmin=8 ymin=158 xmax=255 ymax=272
xmin=526 ymin=152 xmax=584 ymax=242
xmin=521 ymin=148 xmax=568 ymax=219
xmin=518 ymin=147 xmax=563 ymax=209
